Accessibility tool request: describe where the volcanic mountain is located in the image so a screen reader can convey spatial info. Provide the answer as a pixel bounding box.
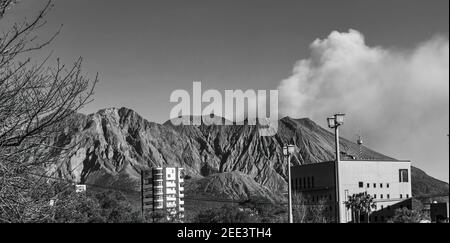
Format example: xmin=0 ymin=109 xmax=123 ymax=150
xmin=41 ymin=107 xmax=448 ymax=202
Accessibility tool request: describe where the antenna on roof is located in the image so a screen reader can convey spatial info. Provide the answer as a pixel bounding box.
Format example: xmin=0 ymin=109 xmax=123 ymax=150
xmin=357 ymin=135 xmax=363 ymax=146
xmin=356 ymin=131 xmax=364 ymax=160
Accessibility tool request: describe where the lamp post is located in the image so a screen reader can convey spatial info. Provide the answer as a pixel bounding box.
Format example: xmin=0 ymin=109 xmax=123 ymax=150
xmin=283 ymin=144 xmax=295 ymax=223
xmin=327 ymin=113 xmax=345 ymax=223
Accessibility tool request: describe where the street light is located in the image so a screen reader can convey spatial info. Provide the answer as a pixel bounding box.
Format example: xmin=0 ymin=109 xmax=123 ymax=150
xmin=283 ymin=144 xmax=295 ymax=223
xmin=283 ymin=144 xmax=295 ymax=156
xmin=327 ymin=116 xmax=336 ymax=128
xmin=327 ymin=113 xmax=345 ymax=223
xmin=328 ymin=113 xmax=345 ymax=128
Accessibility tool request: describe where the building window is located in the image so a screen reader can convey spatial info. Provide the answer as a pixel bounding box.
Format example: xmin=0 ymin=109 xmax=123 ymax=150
xmin=380 ymin=183 xmax=383 ymax=188
xmin=387 ymin=194 xmax=390 ymax=199
xmin=380 ymin=194 xmax=383 ymax=199
xmin=406 ymin=194 xmax=409 ymax=198
xmin=312 ymin=177 xmax=315 ymax=188
xmin=367 ymin=183 xmax=370 ymax=188
xmin=387 ymin=183 xmax=390 ymax=188
xmin=307 ymin=177 xmax=311 ymax=188
xmin=303 ymin=178 xmax=306 ymax=188
xmin=299 ymin=178 xmax=302 ymax=189
xmin=399 ymin=169 xmax=409 ymax=183
xmin=373 ymin=183 xmax=376 ymax=188
xmin=374 ymin=194 xmax=377 ymax=199
xmin=400 ymin=194 xmax=403 ymax=199
xmin=359 ymin=182 xmax=364 ymax=188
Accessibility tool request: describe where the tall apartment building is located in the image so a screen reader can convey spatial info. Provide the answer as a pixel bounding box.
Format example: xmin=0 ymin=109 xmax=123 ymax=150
xmin=291 ymin=158 xmax=412 ymax=223
xmin=142 ymin=167 xmax=185 ymax=218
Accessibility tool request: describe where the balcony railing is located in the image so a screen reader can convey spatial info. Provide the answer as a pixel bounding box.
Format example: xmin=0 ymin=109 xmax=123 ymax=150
xmin=166 ymin=203 xmax=176 ymax=208
xmin=166 ymin=196 xmax=177 ymax=202
xmin=166 ymin=182 xmax=176 ymax=187
xmin=143 ymin=197 xmax=153 ymax=203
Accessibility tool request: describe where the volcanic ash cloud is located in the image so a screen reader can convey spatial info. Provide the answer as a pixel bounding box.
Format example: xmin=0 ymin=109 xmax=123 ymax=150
xmin=278 ymin=29 xmax=449 ymax=174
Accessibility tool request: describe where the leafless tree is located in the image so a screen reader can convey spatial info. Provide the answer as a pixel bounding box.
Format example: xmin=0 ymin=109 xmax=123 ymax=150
xmin=292 ymin=193 xmax=308 ymax=223
xmin=0 ymin=0 xmax=97 ymax=222
xmin=292 ymin=193 xmax=331 ymax=223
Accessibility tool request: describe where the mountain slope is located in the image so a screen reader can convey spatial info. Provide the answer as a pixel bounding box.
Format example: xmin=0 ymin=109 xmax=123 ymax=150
xmin=411 ymin=167 xmax=449 ymax=199
xmin=41 ymin=107 xmax=448 ymax=201
xmin=185 ymin=171 xmax=283 ymax=202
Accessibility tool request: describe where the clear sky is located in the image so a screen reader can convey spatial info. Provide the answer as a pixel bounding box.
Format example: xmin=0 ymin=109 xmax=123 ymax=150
xmin=2 ymin=0 xmax=449 ymax=182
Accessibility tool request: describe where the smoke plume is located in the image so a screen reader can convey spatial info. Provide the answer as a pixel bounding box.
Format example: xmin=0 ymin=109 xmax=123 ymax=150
xmin=278 ymin=29 xmax=449 ymax=181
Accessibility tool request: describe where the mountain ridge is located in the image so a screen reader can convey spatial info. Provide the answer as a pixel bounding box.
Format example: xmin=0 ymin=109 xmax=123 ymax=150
xmin=40 ymin=106 xmax=448 ymax=202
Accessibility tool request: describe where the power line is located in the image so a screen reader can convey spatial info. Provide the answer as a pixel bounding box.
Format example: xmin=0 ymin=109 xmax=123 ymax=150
xmin=25 ymin=171 xmax=137 ymax=193
xmin=21 ymin=171 xmax=449 ymax=206
xmin=23 ymin=171 xmax=332 ymax=206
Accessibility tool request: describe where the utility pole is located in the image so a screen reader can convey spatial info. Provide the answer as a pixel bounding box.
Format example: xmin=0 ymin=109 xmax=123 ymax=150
xmin=140 ymin=170 xmax=144 ymax=220
xmin=283 ymin=144 xmax=295 ymax=223
xmin=288 ymin=154 xmax=293 ymax=223
xmin=334 ymin=124 xmax=341 ymax=223
xmin=327 ymin=113 xmax=345 ymax=223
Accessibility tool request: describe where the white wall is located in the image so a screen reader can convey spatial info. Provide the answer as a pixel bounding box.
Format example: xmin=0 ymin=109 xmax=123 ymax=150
xmin=337 ymin=160 xmax=412 ymax=223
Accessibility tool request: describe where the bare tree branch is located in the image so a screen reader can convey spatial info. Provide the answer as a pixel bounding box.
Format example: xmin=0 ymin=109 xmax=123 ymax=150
xmin=0 ymin=0 xmax=98 ymax=222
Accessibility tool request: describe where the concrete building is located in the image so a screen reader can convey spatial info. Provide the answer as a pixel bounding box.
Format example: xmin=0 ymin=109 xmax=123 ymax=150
xmin=75 ymin=184 xmax=87 ymax=193
xmin=291 ymin=153 xmax=412 ymax=223
xmin=142 ymin=167 xmax=185 ymax=218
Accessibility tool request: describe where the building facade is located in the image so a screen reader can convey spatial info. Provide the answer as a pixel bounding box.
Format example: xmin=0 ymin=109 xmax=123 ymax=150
xmin=142 ymin=167 xmax=185 ymax=219
xmin=291 ymin=159 xmax=412 ymax=223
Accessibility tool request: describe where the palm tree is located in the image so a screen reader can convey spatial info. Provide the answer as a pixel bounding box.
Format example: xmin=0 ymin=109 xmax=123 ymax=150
xmin=344 ymin=192 xmax=376 ymax=223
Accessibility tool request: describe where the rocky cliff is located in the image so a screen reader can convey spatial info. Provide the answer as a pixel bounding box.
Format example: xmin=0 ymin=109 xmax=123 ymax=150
xmin=41 ymin=107 xmax=448 ymax=201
